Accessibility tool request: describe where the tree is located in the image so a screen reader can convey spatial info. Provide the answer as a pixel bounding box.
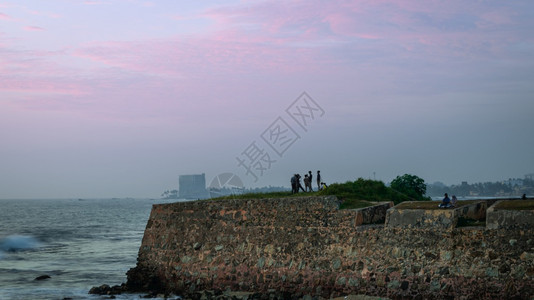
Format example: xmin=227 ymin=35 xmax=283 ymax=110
xmin=390 ymin=174 xmax=429 ymax=201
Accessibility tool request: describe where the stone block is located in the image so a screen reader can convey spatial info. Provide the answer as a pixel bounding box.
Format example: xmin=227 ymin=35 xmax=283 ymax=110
xmin=487 ymin=200 xmax=534 ymax=229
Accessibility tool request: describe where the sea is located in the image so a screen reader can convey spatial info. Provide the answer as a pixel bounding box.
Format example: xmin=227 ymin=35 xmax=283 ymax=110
xmin=0 ymin=198 xmax=181 ymax=300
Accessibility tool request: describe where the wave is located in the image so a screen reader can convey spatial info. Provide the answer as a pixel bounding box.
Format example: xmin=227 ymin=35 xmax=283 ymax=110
xmin=0 ymin=235 xmax=42 ymax=252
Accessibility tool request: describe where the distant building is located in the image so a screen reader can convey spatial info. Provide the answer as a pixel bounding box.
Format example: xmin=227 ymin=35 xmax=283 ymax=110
xmin=505 ymin=178 xmax=524 ymax=187
xmin=179 ymin=173 xmax=209 ymax=199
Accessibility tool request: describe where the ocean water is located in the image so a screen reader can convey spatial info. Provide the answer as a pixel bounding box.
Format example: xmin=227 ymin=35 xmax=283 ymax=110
xmin=0 ymin=198 xmax=179 ymax=300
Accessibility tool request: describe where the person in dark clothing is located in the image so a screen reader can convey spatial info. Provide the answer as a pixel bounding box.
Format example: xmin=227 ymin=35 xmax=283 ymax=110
xmin=304 ymin=174 xmax=310 ymax=192
xmin=290 ymin=174 xmax=297 ymax=194
xmin=439 ymin=193 xmax=451 ymax=208
xmin=316 ymin=170 xmax=321 ymax=191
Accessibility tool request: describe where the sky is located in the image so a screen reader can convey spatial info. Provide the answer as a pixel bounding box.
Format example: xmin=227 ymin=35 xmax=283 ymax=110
xmin=1 ymin=0 xmax=533 ymax=199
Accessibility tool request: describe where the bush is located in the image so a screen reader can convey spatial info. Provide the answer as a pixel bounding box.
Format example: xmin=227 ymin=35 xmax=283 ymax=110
xmin=390 ymin=174 xmax=431 ymax=201
xmin=319 ymin=178 xmax=413 ymax=205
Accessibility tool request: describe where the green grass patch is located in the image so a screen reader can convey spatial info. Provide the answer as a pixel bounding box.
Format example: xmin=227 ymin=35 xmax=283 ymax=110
xmin=212 ymin=191 xmax=294 ymax=200
xmin=494 ymin=200 xmax=534 ymax=210
xmin=211 ymin=178 xmax=430 ymax=209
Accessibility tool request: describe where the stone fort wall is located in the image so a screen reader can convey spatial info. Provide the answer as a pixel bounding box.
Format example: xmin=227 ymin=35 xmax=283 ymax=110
xmin=126 ymin=196 xmax=534 ymax=299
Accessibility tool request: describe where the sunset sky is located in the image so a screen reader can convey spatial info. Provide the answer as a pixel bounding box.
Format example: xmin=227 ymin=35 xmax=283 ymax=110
xmin=1 ymin=1 xmax=533 ymax=198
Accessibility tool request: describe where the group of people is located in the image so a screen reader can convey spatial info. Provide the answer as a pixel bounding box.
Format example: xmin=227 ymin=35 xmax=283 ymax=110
xmin=439 ymin=193 xmax=458 ymax=208
xmin=290 ymin=170 xmax=326 ymax=194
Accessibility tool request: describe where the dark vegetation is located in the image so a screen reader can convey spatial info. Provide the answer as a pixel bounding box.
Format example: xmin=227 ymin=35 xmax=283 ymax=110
xmin=213 ymin=175 xmax=431 ymax=209
xmin=318 ymin=178 xmax=417 ymax=209
xmin=390 ymin=174 xmax=430 ymax=201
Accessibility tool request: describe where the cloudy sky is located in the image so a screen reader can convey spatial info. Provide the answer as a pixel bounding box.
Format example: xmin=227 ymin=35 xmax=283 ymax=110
xmin=1 ymin=1 xmax=533 ymax=199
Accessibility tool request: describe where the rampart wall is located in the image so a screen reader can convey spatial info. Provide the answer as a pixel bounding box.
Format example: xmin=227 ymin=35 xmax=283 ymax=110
xmin=126 ymin=196 xmax=534 ymax=299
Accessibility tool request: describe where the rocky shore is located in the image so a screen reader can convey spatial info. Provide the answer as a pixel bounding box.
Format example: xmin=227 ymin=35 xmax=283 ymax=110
xmin=89 ymin=284 xmax=388 ymax=300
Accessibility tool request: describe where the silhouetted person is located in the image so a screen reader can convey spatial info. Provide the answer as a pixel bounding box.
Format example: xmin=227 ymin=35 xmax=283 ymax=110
xmin=522 ymin=194 xmax=527 ymax=200
xmin=316 ymin=170 xmax=321 ymax=190
xmin=290 ymin=174 xmax=297 ymax=194
xmin=304 ymin=174 xmax=310 ymax=192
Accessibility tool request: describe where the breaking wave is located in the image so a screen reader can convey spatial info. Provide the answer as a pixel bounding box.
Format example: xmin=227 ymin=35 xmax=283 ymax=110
xmin=0 ymin=234 xmax=41 ymax=252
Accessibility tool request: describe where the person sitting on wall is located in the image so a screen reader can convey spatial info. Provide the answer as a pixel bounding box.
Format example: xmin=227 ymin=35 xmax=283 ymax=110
xmin=321 ymin=182 xmax=328 ymax=190
xmin=451 ymin=195 xmax=458 ymax=207
xmin=439 ymin=193 xmax=451 ymax=208
xmin=522 ymin=194 xmax=527 ymax=200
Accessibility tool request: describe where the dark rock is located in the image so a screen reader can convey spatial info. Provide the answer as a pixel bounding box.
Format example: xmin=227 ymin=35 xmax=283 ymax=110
xmin=88 ymin=283 xmax=126 ymax=295
xmin=35 ymin=275 xmax=51 ymax=280
xmin=470 ymin=250 xmax=484 ymax=258
xmin=89 ymin=284 xmax=110 ymax=295
xmin=499 ymin=263 xmax=511 ymax=274
xmin=438 ymin=266 xmax=449 ymax=275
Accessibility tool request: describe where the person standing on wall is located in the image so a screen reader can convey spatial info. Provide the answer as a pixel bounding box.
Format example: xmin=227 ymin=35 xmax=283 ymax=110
xmin=308 ymin=171 xmax=313 ymax=192
xmin=291 ymin=174 xmax=297 ymax=194
xmin=316 ymin=170 xmax=322 ymax=191
xmin=297 ymin=174 xmax=305 ymax=192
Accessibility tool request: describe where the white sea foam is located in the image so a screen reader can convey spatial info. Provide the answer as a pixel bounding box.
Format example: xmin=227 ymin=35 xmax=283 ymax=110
xmin=0 ymin=234 xmax=41 ymax=252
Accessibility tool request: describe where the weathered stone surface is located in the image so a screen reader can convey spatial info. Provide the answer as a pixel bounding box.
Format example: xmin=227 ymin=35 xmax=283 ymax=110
xmin=457 ymin=200 xmax=487 ymax=220
xmin=126 ymin=196 xmax=534 ymax=299
xmin=349 ymin=201 xmax=392 ymax=225
xmin=385 ymin=200 xmax=488 ymax=230
xmin=385 ymin=205 xmax=457 ymax=230
xmin=487 ymin=200 xmax=534 ymax=229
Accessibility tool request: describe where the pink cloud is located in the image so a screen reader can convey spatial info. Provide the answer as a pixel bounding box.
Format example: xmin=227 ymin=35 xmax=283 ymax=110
xmin=74 ymin=34 xmax=325 ymax=78
xmin=0 ymin=12 xmax=10 ymax=20
xmin=2 ymin=0 xmax=532 ymax=121
xmin=24 ymin=25 xmax=44 ymax=31
xmin=83 ymin=1 xmax=109 ymax=5
xmin=0 ymin=46 xmax=88 ymax=99
xmin=202 ymin=0 xmax=530 ymax=60
xmin=0 ymin=77 xmax=87 ymax=96
xmin=66 ymin=0 xmax=533 ymax=85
